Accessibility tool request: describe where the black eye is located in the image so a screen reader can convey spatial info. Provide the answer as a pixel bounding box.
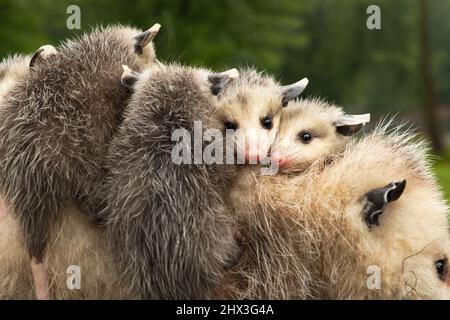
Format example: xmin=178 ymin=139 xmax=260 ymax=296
xmin=261 ymin=116 xmax=273 ymax=130
xmin=224 ymin=121 xmax=237 ymax=130
xmin=436 ymin=259 xmax=447 ymax=280
xmin=298 ymin=131 xmax=313 ymax=143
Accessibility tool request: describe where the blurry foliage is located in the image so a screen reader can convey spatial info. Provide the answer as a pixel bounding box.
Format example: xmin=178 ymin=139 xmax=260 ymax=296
xmin=434 ymin=157 xmax=450 ymax=202
xmin=0 ymin=0 xmax=449 ymax=113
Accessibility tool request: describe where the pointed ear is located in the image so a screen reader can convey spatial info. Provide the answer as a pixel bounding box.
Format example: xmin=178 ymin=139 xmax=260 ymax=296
xmin=336 ymin=113 xmax=371 ymax=136
xmin=208 ymin=68 xmax=239 ymax=95
xmin=121 ymin=65 xmax=141 ymax=89
xmin=134 ymin=23 xmax=161 ymax=54
xmin=281 ymin=78 xmax=309 ymax=107
xmin=29 ymin=45 xmax=58 ymax=68
xmin=363 ymin=180 xmax=406 ymax=228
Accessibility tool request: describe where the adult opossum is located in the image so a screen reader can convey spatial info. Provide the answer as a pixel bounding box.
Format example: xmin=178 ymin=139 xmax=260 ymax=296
xmin=219 ymin=122 xmax=450 ymax=299
xmin=0 ymin=201 xmax=125 ymax=299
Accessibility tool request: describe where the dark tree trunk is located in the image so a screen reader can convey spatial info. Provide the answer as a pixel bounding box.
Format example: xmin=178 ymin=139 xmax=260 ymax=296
xmin=418 ymin=0 xmax=443 ymax=154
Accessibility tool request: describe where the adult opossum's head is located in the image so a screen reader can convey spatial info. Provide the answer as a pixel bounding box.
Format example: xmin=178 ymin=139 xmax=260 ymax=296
xmin=0 ymin=45 xmax=57 ymax=105
xmin=311 ymin=128 xmax=450 ymax=299
xmin=214 ymin=69 xmax=309 ymax=163
xmin=270 ymin=98 xmax=370 ymax=172
xmin=354 ymin=180 xmax=450 ymax=299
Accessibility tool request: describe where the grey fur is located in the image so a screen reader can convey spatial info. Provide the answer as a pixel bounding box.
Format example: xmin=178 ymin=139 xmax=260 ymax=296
xmin=0 ymin=55 xmax=29 ymax=81
xmin=98 ymin=64 xmax=241 ymax=299
xmin=0 ymin=25 xmax=159 ymax=261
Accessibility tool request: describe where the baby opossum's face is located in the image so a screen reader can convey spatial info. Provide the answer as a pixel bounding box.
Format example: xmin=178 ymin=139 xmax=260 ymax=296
xmin=271 ymin=99 xmax=370 ymax=171
xmin=215 ymin=85 xmax=282 ymax=163
xmin=214 ymin=70 xmax=308 ymax=163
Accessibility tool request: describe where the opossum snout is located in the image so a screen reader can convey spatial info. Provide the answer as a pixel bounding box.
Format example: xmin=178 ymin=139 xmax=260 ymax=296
xmin=270 ymin=151 xmax=294 ymax=170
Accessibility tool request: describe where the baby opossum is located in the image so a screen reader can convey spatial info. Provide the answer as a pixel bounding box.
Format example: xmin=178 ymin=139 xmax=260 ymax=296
xmin=100 ymin=65 xmax=308 ymax=299
xmin=99 ymin=64 xmax=241 ymax=299
xmin=270 ymin=98 xmax=370 ymax=172
xmin=0 ymin=45 xmax=57 ymax=105
xmin=0 ymin=24 xmax=161 ymax=299
xmin=219 ymin=122 xmax=450 ymax=299
xmin=215 ymin=70 xmax=309 ymax=163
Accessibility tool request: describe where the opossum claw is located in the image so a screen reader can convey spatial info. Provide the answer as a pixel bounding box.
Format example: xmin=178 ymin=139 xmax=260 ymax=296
xmin=281 ymin=77 xmax=309 ymax=106
xmin=29 ymin=45 xmax=58 ymax=68
xmin=363 ymin=180 xmax=406 ymax=227
xmin=208 ymin=68 xmax=239 ymax=95
xmin=134 ymin=23 xmax=161 ymax=54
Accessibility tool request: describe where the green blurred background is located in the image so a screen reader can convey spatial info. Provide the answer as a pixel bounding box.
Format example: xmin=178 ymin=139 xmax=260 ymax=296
xmin=0 ymin=0 xmax=449 ymax=200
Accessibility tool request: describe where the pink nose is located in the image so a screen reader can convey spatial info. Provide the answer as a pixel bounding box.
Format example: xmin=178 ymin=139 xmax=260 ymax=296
xmin=270 ymin=151 xmax=282 ymax=164
xmin=270 ymin=152 xmax=291 ymax=169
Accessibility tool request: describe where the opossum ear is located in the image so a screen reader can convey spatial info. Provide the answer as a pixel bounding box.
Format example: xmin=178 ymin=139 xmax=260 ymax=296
xmin=29 ymin=45 xmax=58 ymax=68
xmin=281 ymin=78 xmax=309 ymax=107
xmin=208 ymin=68 xmax=239 ymax=95
xmin=363 ymin=180 xmax=406 ymax=228
xmin=121 ymin=65 xmax=141 ymax=89
xmin=336 ymin=113 xmax=371 ymax=136
xmin=134 ymin=23 xmax=161 ymax=55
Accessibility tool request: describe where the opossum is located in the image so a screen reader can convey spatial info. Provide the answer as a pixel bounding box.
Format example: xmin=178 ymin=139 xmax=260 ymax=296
xmin=218 ymin=98 xmax=370 ymax=299
xmin=270 ymin=98 xmax=370 ymax=171
xmin=99 ymin=64 xmax=308 ymax=299
xmin=303 ymin=125 xmax=450 ymax=299
xmin=215 ymin=70 xmax=308 ymax=163
xmin=0 ymin=24 xmax=161 ymax=299
xmin=219 ymin=122 xmax=450 ymax=299
xmin=0 ymin=202 xmax=125 ymax=299
xmin=0 ymin=45 xmax=57 ymax=105
xmin=227 ymin=98 xmax=369 ymax=241
xmin=217 ymin=75 xmax=310 ymax=232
